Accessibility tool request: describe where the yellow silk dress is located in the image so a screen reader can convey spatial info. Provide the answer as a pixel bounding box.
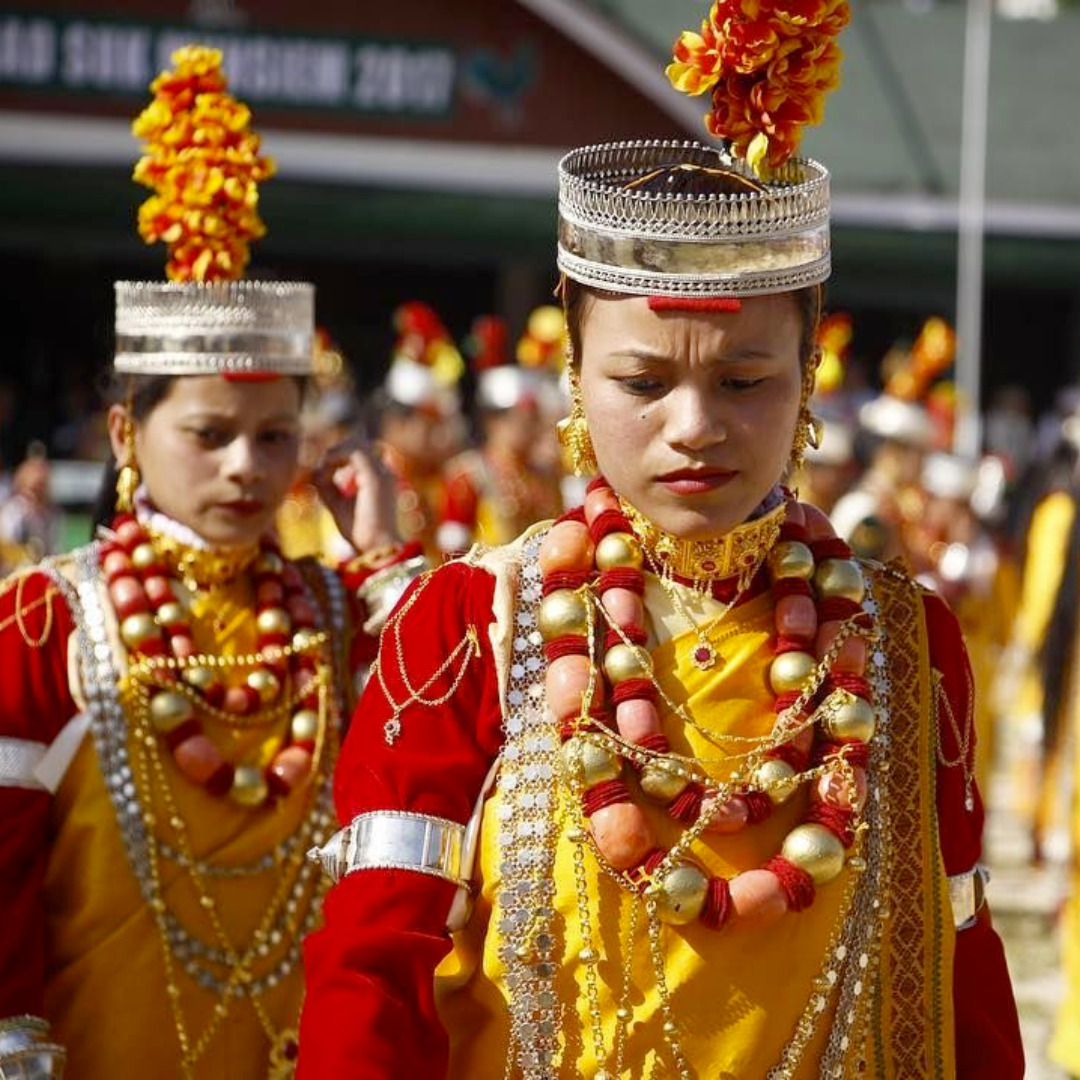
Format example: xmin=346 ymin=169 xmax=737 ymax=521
xmin=434 ymin=564 xmax=952 ymax=1078
xmin=42 ymin=557 xmax=339 ymax=1080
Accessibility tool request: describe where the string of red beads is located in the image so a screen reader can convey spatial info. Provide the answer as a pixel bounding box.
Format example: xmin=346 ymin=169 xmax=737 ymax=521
xmin=536 ymin=482 xmax=877 ymax=929
xmin=101 ymin=514 xmax=323 ymax=807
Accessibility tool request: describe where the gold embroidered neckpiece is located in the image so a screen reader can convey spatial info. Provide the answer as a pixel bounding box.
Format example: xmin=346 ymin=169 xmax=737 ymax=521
xmin=619 ymin=498 xmax=785 ymax=590
xmin=144 ymin=526 xmax=261 ymax=591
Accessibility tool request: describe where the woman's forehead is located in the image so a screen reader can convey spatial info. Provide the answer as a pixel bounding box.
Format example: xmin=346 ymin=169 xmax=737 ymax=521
xmin=581 ymin=293 xmax=800 ymax=352
xmin=158 ymin=375 xmax=302 ymax=416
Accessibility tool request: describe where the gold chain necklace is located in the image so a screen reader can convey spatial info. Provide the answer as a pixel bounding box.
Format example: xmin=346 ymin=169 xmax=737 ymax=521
xmin=648 ymin=560 xmax=745 ymax=671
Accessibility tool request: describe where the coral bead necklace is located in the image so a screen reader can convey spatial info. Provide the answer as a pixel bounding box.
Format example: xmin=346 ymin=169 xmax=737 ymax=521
xmin=101 ymin=513 xmax=329 ymax=808
xmin=536 ymin=478 xmax=877 ymax=932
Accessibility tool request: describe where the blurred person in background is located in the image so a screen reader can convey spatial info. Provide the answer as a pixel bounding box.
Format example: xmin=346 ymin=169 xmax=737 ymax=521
xmin=910 ymin=453 xmax=1010 ymax=797
xmin=517 ymin=305 xmax=579 ymax=512
xmin=795 ymin=312 xmax=861 ymax=516
xmin=994 ymin=402 xmax=1080 ymax=1077
xmin=437 ymin=313 xmax=562 ymax=556
xmin=277 ymin=329 xmax=364 ymax=564
xmin=0 ymin=447 xmax=60 ymax=571
xmin=374 ymin=301 xmax=464 ymax=562
xmin=831 ymin=319 xmax=955 ymax=564
xmin=983 ymin=384 xmax=1034 ymax=483
xmin=831 ymin=390 xmax=931 ymax=562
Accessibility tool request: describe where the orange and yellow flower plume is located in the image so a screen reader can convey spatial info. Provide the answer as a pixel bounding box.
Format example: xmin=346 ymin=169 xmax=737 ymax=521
xmin=132 ymin=46 xmax=275 ymax=282
xmin=666 ymin=0 xmax=850 ymax=172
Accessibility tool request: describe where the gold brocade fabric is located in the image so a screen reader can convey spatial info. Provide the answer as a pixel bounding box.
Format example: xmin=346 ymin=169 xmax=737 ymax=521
xmin=434 ymin=559 xmax=955 ymax=1078
xmin=41 ymin=569 xmax=330 ymax=1080
xmin=867 ymin=566 xmax=955 ymax=1080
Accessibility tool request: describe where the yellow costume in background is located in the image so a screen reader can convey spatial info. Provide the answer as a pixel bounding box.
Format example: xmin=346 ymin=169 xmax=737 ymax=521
xmin=277 ymin=484 xmax=346 ymax=563
xmin=1009 ymin=491 xmax=1080 ymax=1074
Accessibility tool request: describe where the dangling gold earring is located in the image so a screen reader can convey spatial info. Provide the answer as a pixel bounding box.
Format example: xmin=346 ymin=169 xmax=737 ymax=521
xmin=788 ymin=354 xmax=823 ymax=478
xmin=557 ymin=361 xmax=597 ymax=478
xmin=115 ymin=414 xmax=140 ymax=514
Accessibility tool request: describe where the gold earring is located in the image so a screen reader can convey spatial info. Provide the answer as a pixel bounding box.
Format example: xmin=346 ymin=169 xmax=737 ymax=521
xmin=556 ymin=364 xmax=597 ymax=477
xmin=116 ymin=415 xmax=140 ymax=514
xmin=788 ymin=356 xmax=823 ymax=477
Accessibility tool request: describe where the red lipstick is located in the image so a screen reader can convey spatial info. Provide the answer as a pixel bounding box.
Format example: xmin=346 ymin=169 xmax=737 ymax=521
xmin=655 ymin=467 xmax=737 ymax=496
xmin=219 ymin=499 xmax=265 ymax=516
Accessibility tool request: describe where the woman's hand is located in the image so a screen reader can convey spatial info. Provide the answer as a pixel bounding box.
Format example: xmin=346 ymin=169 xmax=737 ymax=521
xmin=312 ymin=439 xmax=401 ymax=555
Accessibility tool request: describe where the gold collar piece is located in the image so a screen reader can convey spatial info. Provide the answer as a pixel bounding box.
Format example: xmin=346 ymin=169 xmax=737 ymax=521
xmin=619 ymin=499 xmax=786 ymax=587
xmin=145 ymin=526 xmax=261 ymax=591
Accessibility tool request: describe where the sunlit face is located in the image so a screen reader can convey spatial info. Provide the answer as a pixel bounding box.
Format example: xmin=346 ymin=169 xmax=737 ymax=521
xmin=487 ymin=404 xmax=542 ymax=459
xmin=381 ymin=408 xmax=445 ymax=473
xmin=578 ymin=292 xmax=804 ymax=540
xmin=109 ymin=376 xmax=302 ymax=548
xmin=878 ymin=441 xmax=924 ymax=488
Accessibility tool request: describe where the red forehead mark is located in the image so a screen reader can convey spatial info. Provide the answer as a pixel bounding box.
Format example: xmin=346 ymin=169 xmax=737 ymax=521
xmin=222 ymin=372 xmax=282 ymax=383
xmin=647 ymin=297 xmax=742 ymax=313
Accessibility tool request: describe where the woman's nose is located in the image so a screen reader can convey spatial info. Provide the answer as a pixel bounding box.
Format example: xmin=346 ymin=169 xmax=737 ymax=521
xmin=222 ymin=436 xmax=262 ymax=484
xmin=666 ymin=387 xmax=727 ymax=452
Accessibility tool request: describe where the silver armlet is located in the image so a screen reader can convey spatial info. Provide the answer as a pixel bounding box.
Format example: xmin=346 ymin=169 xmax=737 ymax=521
xmin=356 ymin=556 xmax=429 ymax=636
xmin=0 ymin=738 xmax=47 ymax=791
xmin=308 ymin=810 xmax=467 ymax=889
xmin=0 ymin=1015 xmax=66 ymax=1079
xmin=948 ymin=864 xmax=989 ymax=930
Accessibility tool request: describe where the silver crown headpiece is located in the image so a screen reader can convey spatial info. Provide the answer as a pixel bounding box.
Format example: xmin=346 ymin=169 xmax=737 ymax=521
xmin=114 ymin=280 xmax=315 ymax=377
xmin=557 ymin=140 xmax=830 ymax=298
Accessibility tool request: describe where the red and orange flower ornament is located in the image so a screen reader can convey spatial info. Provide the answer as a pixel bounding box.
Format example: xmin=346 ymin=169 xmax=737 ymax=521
xmin=666 ymin=0 xmax=851 ymax=172
xmin=132 ymin=45 xmax=275 ymax=282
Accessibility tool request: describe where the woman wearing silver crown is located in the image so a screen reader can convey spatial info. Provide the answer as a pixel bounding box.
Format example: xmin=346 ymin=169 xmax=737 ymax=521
xmin=0 ymin=48 xmax=426 ymax=1080
xmin=300 ymin=6 xmax=1022 ymax=1078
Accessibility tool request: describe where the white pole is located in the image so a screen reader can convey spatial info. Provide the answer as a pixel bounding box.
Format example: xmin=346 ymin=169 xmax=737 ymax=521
xmin=954 ymin=0 xmax=993 ymax=459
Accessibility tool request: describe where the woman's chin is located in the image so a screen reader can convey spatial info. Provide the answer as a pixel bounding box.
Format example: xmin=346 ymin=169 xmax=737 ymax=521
xmin=187 ymin=513 xmax=273 ymax=549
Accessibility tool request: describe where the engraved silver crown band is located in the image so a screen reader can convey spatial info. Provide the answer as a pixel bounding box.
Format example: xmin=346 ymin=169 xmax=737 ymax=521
xmin=557 ymin=139 xmax=831 ymax=298
xmin=114 ymin=279 xmax=315 ymax=377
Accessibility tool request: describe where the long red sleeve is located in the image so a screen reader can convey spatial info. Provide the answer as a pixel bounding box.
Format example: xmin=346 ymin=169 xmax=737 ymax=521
xmin=0 ymin=570 xmax=76 ymax=1018
xmin=298 ymin=561 xmax=504 ymax=1079
xmin=924 ymin=593 xmax=1024 ymax=1079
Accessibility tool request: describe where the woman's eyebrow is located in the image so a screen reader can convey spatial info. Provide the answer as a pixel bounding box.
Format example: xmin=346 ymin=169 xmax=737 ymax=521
xmin=611 ymin=345 xmax=778 ymax=363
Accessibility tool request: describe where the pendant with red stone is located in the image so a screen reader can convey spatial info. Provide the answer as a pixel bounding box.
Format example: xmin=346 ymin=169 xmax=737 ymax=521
xmin=692 ymin=643 xmax=718 ymax=670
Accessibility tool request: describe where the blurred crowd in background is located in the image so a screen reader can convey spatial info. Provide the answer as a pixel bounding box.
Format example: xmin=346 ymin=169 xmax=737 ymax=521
xmin=9 ymin=297 xmax=1080 ymax=876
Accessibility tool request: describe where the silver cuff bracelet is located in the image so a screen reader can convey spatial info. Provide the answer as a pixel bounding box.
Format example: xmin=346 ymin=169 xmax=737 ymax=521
xmin=308 ymin=810 xmax=467 ymax=889
xmin=0 ymin=1015 xmax=66 ymax=1079
xmin=948 ymin=865 xmax=988 ymax=931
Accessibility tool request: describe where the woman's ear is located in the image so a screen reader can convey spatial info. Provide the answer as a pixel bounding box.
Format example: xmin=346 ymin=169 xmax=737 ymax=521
xmin=106 ymin=403 xmax=134 ymax=464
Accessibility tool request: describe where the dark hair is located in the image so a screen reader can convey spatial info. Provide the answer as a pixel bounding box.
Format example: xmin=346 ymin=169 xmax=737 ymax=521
xmin=91 ymin=374 xmax=178 ymax=532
